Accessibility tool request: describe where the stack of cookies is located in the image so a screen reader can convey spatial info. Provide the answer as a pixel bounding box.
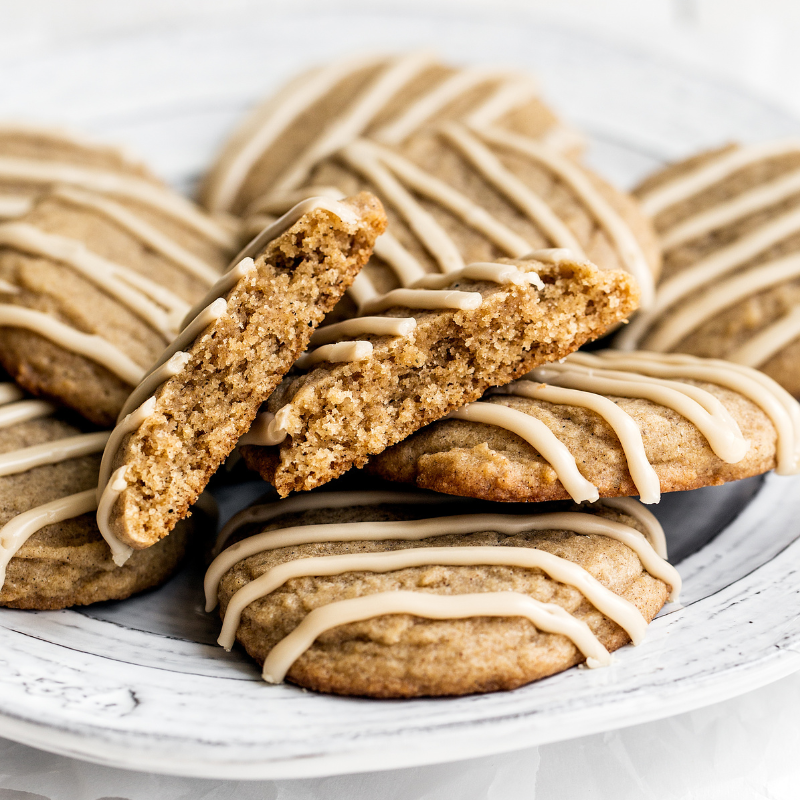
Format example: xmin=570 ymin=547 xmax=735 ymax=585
xmin=1 ymin=52 xmax=798 ymax=698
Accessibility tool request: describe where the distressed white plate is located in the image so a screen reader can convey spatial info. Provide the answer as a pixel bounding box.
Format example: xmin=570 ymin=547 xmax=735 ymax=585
xmin=1 ymin=7 xmax=800 ymax=780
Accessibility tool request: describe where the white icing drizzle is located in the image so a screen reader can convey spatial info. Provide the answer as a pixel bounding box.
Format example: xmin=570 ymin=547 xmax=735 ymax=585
xmin=0 ymin=195 xmax=33 ymax=219
xmin=617 ymin=203 xmax=800 ymax=350
xmin=598 ymin=497 xmax=667 ymax=559
xmin=0 ymin=156 xmax=236 ymax=250
xmin=0 ymin=278 xmax=20 ymax=294
xmin=204 ymin=54 xmax=385 ymax=213
xmin=661 ymin=167 xmax=800 ymax=250
xmin=0 ymin=489 xmax=98 ymax=587
xmin=211 ymin=489 xmax=445 ymax=557
xmin=0 ymin=431 xmax=109 ymax=477
xmin=0 ymin=383 xmax=24 ymax=406
xmin=271 ymin=52 xmax=438 ymax=194
xmin=262 ymin=591 xmax=611 ymax=683
xmin=374 ymin=67 xmax=518 ymax=145
xmin=439 ymin=123 xmax=585 ymax=256
xmin=448 ymin=402 xmax=601 ymax=503
xmin=476 ymin=125 xmax=655 ymax=307
xmin=359 ymin=287 xmax=482 ymax=315
xmin=464 ymin=78 xmax=541 ymax=129
xmin=294 ymin=341 xmax=373 ymax=370
xmin=409 ymin=261 xmax=544 ymax=290
xmin=0 ymin=398 xmax=55 ymax=428
xmin=576 ymin=351 xmax=800 ymax=475
xmin=51 ymin=186 xmax=221 ymax=286
xmin=94 ymin=466 xmax=133 ymax=566
xmin=0 ymin=222 xmax=186 ymax=339
xmin=637 ymin=252 xmax=800 ymax=353
xmin=309 ymin=316 xmax=417 ymax=346
xmin=0 ymin=304 xmax=146 ymax=386
xmin=179 ymin=257 xmax=256 ymax=331
xmin=727 ymin=306 xmax=800 ymax=368
xmin=98 ymin=398 xmax=157 ymax=494
xmin=638 ymin=139 xmax=800 ymax=217
xmin=237 ymin=409 xmax=292 ymax=449
xmin=206 ymin=500 xmax=678 ymax=681
xmin=233 ymin=197 xmax=360 ymax=264
xmin=117 ymin=352 xmax=190 ymax=422
xmin=492 ymin=381 xmax=661 ymax=504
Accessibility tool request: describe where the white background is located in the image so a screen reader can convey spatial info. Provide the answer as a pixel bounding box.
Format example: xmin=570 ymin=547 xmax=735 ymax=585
xmin=1 ymin=1 xmax=800 ymax=798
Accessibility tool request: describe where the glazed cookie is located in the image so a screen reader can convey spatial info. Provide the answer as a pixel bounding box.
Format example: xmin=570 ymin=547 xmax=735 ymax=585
xmin=204 ymin=490 xmax=679 ymax=697
xmin=0 ymin=185 xmax=235 ymax=425
xmin=95 ymin=193 xmax=386 ymax=557
xmin=618 ymin=140 xmax=800 ymax=395
xmin=243 ymin=124 xmax=659 ymax=308
xmin=239 ymin=251 xmax=639 ymax=497
xmin=200 ymin=52 xmax=583 ymax=216
xmin=368 ymin=351 xmax=800 ymax=503
xmin=0 ymin=380 xmax=188 ymax=609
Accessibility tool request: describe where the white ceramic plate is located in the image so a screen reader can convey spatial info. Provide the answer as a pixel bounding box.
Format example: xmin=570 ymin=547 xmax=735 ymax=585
xmin=1 ymin=7 xmax=800 ymax=780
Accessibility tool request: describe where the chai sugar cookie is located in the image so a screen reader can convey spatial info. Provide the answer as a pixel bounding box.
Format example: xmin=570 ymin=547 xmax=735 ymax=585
xmin=618 ymin=140 xmax=800 ymax=395
xmin=239 ymin=251 xmax=639 ymax=497
xmin=0 ymin=185 xmax=234 ymax=426
xmin=368 ymin=351 xmax=800 ymax=503
xmin=242 ymin=124 xmax=660 ymax=310
xmin=0 ymin=380 xmax=188 ymax=609
xmin=205 ymin=490 xmax=678 ymax=697
xmin=200 ymin=52 xmax=583 ymax=217
xmin=95 ymin=193 xmax=386 ymax=554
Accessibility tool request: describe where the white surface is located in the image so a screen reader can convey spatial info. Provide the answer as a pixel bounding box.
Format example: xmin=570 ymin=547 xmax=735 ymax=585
xmin=1 ymin=1 xmax=800 ymax=796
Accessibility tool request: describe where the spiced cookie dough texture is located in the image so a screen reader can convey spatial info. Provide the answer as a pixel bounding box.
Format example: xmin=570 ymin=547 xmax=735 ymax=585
xmin=0 ymin=380 xmax=188 ymax=610
xmin=200 ymin=51 xmax=584 ymax=217
xmin=205 ymin=490 xmax=679 ymax=697
xmin=368 ymin=351 xmax=800 ymax=503
xmin=240 ymin=251 xmax=639 ymax=497
xmin=0 ymin=184 xmax=236 ymax=426
xmin=618 ymin=139 xmax=800 ymax=396
xmin=95 ymin=193 xmax=386 ymax=555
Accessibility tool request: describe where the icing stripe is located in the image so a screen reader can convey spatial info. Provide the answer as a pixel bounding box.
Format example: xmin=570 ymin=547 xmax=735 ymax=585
xmin=0 ymin=399 xmax=55 ymax=429
xmin=728 ymin=306 xmax=800 ymax=368
xmin=359 ymin=287 xmax=482 ymax=315
xmin=464 ymin=78 xmax=540 ymax=128
xmin=294 ymin=341 xmax=373 ymax=370
xmin=0 ymin=195 xmax=33 ymax=219
xmin=99 ymin=397 xmax=157 ymax=493
xmin=661 ymin=168 xmax=800 ymax=249
xmin=94 ymin=466 xmax=134 ymax=566
xmin=575 ymin=351 xmax=800 ymax=475
xmin=0 ymin=383 xmax=24 ymax=406
xmin=598 ymin=497 xmax=667 ymax=559
xmin=0 ymin=157 xmax=236 ymax=249
xmin=493 ymin=381 xmax=661 ymax=503
xmin=448 ymin=403 xmax=600 ymax=503
xmin=261 ymin=591 xmax=611 ymax=683
xmin=477 ymin=125 xmax=655 ymax=307
xmin=310 ymin=316 xmax=417 ymax=346
xmin=205 ymin=54 xmax=384 ymax=212
xmin=0 ymin=431 xmax=109 ymax=477
xmin=410 ymin=261 xmax=544 ymax=290
xmin=52 ymin=186 xmax=221 ymax=285
xmin=0 ymin=305 xmax=146 ymax=386
xmin=0 ymin=489 xmax=97 ymax=587
xmin=117 ymin=352 xmax=190 ymax=422
xmin=440 ymin=124 xmax=585 ymax=255
xmin=271 ymin=52 xmax=437 ymax=194
xmin=639 ymin=140 xmax=800 ymax=217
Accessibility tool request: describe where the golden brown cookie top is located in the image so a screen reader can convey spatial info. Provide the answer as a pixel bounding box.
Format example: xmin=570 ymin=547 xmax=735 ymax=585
xmin=200 ymin=52 xmax=582 ymax=216
xmin=367 ymin=350 xmax=799 ymax=503
xmin=621 ymin=139 xmax=800 ymax=395
xmin=205 ymin=490 xmax=677 ymax=697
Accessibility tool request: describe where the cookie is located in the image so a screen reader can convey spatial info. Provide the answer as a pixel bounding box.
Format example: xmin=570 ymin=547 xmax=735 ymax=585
xmin=200 ymin=52 xmax=584 ymax=217
xmin=242 ymin=124 xmax=659 ymax=308
xmin=94 ymin=193 xmax=386 ymax=557
xmin=0 ymin=379 xmax=188 ymax=609
xmin=368 ymin=350 xmax=800 ymax=503
xmin=204 ymin=489 xmax=679 ymax=697
xmin=239 ymin=251 xmax=638 ymax=497
xmin=0 ymin=184 xmax=235 ymax=425
xmin=618 ymin=140 xmax=800 ymax=395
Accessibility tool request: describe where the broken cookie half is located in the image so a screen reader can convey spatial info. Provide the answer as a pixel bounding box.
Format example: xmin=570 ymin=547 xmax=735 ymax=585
xmin=95 ymin=193 xmax=386 ymax=557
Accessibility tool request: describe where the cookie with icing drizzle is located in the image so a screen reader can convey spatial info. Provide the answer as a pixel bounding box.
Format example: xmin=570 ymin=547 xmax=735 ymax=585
xmin=368 ymin=351 xmax=800 ymax=503
xmin=0 ymin=185 xmax=235 ymax=425
xmin=200 ymin=52 xmax=583 ymax=217
xmin=239 ymin=251 xmax=638 ymax=497
xmin=96 ymin=193 xmax=386 ymax=554
xmin=0 ymin=379 xmax=189 ymax=609
xmin=205 ymin=490 xmax=676 ymax=697
xmin=617 ymin=140 xmax=800 ymax=395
